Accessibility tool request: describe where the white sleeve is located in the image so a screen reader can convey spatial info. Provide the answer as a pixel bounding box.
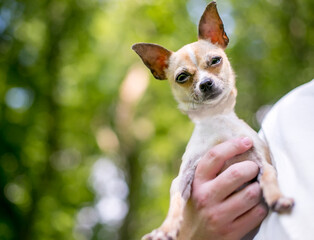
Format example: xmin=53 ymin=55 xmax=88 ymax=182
xmin=254 ymin=80 xmax=314 ymax=240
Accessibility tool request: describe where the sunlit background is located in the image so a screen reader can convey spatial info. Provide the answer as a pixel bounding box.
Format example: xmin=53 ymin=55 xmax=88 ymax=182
xmin=0 ymin=0 xmax=313 ymax=239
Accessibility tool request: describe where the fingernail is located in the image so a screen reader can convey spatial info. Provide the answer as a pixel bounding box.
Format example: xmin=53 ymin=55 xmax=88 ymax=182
xmin=242 ymin=137 xmax=252 ymax=147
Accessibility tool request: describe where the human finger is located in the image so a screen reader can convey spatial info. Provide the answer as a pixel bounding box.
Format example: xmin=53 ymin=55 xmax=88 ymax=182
xmin=220 ymin=182 xmax=262 ymax=220
xmin=195 ymin=137 xmax=253 ymax=184
xmin=230 ymin=202 xmax=268 ymax=239
xmin=210 ymin=161 xmax=259 ymax=200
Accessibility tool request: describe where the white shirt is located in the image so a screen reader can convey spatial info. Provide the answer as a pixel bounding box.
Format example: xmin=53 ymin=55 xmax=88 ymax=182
xmin=254 ymin=80 xmax=314 ymax=240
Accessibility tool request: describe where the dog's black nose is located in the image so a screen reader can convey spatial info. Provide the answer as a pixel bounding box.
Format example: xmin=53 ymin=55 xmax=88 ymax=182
xmin=199 ymin=78 xmax=214 ymax=93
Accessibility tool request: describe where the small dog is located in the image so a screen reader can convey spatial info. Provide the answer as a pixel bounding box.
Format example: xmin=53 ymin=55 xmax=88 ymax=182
xmin=132 ymin=2 xmax=294 ymax=240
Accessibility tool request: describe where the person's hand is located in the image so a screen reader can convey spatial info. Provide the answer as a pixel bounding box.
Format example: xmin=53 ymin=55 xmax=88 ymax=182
xmin=179 ymin=137 xmax=268 ymax=240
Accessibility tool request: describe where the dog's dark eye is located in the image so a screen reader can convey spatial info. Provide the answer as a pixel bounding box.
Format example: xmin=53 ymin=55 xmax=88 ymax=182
xmin=176 ymin=72 xmax=190 ymax=83
xmin=211 ymin=57 xmax=222 ymax=66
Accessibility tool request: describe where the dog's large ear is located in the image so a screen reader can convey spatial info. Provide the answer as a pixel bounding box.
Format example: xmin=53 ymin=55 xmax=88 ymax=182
xmin=198 ymin=1 xmax=229 ymax=49
xmin=132 ymin=43 xmax=172 ymax=80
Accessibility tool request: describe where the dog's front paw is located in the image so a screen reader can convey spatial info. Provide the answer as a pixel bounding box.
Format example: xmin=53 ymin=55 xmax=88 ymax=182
xmin=142 ymin=228 xmax=179 ymax=240
xmin=271 ymin=197 xmax=294 ymax=213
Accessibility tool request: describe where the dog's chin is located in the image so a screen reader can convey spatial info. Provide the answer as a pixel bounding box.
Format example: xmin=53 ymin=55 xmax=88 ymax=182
xmin=176 ymin=87 xmax=236 ymax=115
xmin=202 ymin=89 xmax=223 ymax=101
xmin=194 ymin=89 xmax=223 ymax=105
xmin=179 ymin=90 xmax=223 ymax=112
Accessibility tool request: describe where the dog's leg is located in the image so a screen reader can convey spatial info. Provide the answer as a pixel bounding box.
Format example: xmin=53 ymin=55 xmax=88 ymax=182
xmin=259 ymin=162 xmax=294 ymax=213
xmin=142 ymin=166 xmax=196 ymax=240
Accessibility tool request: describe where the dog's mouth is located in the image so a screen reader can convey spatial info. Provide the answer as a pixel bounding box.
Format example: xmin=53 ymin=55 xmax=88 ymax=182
xmin=192 ymin=86 xmax=223 ymax=103
xmin=191 ymin=78 xmax=223 ymax=103
xmin=181 ymin=87 xmax=224 ymax=112
xmin=203 ymin=88 xmax=223 ymax=101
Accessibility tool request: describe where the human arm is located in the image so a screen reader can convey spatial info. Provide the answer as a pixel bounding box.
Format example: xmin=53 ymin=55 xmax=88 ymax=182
xmin=178 ymin=138 xmax=268 ymax=240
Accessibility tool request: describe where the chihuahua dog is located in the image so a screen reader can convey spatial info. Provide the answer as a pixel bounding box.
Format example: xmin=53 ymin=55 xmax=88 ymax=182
xmin=132 ymin=2 xmax=294 ymax=240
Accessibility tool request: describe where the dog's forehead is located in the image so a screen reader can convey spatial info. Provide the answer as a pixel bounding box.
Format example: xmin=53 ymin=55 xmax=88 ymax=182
xmin=173 ymin=40 xmax=224 ymax=67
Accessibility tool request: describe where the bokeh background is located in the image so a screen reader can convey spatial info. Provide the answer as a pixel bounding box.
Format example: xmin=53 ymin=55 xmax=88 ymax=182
xmin=0 ymin=0 xmax=313 ymax=239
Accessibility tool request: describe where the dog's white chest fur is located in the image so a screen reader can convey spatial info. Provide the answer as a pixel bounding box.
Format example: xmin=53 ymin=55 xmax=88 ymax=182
xmin=182 ymin=112 xmax=259 ymax=165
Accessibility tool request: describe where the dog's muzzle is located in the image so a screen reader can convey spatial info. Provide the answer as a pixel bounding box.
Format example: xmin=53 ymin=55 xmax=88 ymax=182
xmin=199 ymin=78 xmax=222 ymax=100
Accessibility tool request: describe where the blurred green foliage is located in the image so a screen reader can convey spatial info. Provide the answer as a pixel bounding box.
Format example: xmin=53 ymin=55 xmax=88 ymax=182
xmin=0 ymin=0 xmax=313 ymax=239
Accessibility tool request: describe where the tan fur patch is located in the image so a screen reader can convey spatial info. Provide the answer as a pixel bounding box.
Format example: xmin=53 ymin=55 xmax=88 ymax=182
xmin=160 ymin=192 xmax=183 ymax=232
